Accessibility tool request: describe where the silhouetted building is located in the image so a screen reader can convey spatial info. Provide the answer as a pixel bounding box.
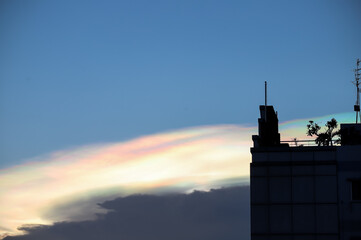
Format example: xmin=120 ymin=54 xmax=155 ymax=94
xmin=250 ymin=105 xmax=361 ymax=240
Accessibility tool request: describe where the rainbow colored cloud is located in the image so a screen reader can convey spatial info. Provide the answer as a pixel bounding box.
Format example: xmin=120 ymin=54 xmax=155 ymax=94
xmin=0 ymin=112 xmax=354 ymax=238
xmin=0 ymin=125 xmax=253 ymax=238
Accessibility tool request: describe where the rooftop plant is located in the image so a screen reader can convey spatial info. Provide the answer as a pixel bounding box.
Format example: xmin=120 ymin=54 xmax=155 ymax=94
xmin=306 ymin=118 xmax=341 ymax=146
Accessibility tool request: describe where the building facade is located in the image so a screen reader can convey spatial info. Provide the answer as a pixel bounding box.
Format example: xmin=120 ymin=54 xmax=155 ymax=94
xmin=250 ymin=105 xmax=361 ymax=240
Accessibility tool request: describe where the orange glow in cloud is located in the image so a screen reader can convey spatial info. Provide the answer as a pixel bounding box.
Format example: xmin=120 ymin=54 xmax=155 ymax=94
xmin=0 ymin=125 xmax=253 ymax=238
xmin=0 ymin=112 xmax=354 ymax=238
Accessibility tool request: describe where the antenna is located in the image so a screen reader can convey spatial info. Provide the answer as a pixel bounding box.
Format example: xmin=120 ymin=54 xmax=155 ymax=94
xmin=265 ymin=81 xmax=267 ymax=121
xmin=265 ymin=81 xmax=267 ymax=107
xmin=353 ymin=59 xmax=361 ymax=123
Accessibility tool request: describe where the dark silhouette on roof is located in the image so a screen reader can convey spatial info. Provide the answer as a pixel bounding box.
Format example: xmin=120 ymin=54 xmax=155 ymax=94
xmin=252 ymin=105 xmax=281 ymax=147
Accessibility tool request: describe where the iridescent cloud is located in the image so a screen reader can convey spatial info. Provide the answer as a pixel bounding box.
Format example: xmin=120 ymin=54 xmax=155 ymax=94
xmin=279 ymin=112 xmax=354 ymax=142
xmin=0 ymin=112 xmax=354 ymax=238
xmin=0 ymin=125 xmax=253 ymax=238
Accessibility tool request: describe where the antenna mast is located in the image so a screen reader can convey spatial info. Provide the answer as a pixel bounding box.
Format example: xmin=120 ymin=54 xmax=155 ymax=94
xmin=265 ymin=81 xmax=267 ymax=121
xmin=354 ymin=59 xmax=361 ymax=123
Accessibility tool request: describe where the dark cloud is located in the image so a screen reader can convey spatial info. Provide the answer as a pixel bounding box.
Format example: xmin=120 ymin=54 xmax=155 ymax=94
xmin=5 ymin=186 xmax=250 ymax=240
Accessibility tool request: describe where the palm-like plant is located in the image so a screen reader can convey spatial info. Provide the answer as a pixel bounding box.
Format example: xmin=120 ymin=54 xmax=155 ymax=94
xmin=307 ymin=118 xmax=340 ymax=146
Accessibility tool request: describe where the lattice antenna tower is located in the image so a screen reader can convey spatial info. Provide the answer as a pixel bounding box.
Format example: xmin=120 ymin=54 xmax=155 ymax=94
xmin=353 ymin=58 xmax=361 ymax=123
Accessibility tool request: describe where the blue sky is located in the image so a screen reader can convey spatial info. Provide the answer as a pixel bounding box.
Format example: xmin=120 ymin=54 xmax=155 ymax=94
xmin=1 ymin=0 xmax=361 ymax=167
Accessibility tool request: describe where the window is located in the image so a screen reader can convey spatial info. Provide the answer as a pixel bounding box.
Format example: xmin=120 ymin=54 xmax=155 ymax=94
xmin=351 ymin=180 xmax=361 ymax=201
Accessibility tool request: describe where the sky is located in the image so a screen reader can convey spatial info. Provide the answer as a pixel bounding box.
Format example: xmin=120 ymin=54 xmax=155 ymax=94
xmin=0 ymin=0 xmax=361 ymax=239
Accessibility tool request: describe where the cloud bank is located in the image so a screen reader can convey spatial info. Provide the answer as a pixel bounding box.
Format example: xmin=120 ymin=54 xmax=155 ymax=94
xmin=0 ymin=112 xmax=354 ymax=238
xmin=3 ymin=186 xmax=250 ymax=240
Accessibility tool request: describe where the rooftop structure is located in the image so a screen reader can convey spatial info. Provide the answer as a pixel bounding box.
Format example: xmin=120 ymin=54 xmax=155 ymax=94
xmin=250 ymin=105 xmax=361 ymax=240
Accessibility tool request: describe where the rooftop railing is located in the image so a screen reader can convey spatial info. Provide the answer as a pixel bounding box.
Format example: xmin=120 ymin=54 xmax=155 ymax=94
xmin=280 ymin=139 xmax=340 ymax=147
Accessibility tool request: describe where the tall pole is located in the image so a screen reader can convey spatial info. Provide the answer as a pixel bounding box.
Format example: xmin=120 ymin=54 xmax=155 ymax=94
xmin=265 ymin=81 xmax=267 ymax=122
